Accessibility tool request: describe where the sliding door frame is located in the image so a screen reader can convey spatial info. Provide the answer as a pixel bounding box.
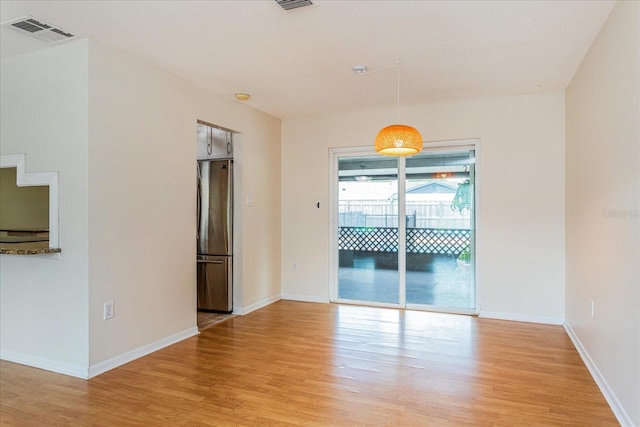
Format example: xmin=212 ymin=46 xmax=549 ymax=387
xmin=329 ymin=146 xmax=395 ymax=307
xmin=329 ymin=139 xmax=480 ymax=314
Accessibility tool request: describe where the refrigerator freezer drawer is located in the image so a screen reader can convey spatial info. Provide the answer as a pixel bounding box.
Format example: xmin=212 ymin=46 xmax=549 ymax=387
xmin=197 ymin=256 xmax=232 ymax=312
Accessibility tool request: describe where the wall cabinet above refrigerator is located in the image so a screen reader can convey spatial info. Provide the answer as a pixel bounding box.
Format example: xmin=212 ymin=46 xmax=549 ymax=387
xmin=197 ymin=121 xmax=233 ymax=160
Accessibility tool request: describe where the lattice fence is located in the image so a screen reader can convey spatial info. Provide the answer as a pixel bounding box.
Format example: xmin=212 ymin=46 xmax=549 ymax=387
xmin=339 ymin=227 xmax=398 ymax=252
xmin=339 ymin=227 xmax=470 ymax=255
xmin=406 ymin=228 xmax=470 ymax=254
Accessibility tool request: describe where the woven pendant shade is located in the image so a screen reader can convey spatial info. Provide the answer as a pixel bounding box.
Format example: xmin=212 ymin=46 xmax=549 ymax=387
xmin=374 ymin=124 xmax=423 ymax=156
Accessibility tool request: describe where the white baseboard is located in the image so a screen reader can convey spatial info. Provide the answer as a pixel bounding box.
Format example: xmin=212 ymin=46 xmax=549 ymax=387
xmin=88 ymin=326 xmax=199 ymax=378
xmin=564 ymin=323 xmax=635 ymax=427
xmin=281 ymin=294 xmax=330 ymax=304
xmin=1 ymin=349 xmax=89 ymax=379
xmin=240 ymin=294 xmax=281 ymax=316
xmin=479 ymin=310 xmax=563 ymax=325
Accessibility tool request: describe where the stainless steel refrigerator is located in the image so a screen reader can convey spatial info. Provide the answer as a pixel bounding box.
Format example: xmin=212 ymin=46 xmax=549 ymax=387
xmin=197 ymin=159 xmax=233 ymax=312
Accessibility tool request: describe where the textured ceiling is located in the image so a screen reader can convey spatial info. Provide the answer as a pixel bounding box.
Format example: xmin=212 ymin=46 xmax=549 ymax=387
xmin=0 ymin=0 xmax=616 ymax=119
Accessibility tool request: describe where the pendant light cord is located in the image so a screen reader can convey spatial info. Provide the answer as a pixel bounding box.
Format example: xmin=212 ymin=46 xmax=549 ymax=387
xmin=396 ymin=60 xmax=400 ymax=124
xmin=353 ymin=60 xmax=405 ymax=126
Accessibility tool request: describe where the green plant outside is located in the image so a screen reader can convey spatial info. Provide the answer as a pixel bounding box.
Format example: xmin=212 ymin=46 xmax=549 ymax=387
xmin=457 ymin=246 xmax=471 ymax=263
xmin=451 ymin=179 xmax=471 ymax=214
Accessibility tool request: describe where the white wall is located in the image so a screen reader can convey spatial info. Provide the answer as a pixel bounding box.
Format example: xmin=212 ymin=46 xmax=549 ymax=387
xmin=87 ymin=40 xmax=282 ymax=366
xmin=281 ymin=92 xmax=566 ymax=323
xmin=565 ymin=1 xmax=639 ymax=425
xmin=1 ymin=39 xmax=281 ymax=376
xmin=0 ymin=40 xmax=90 ymax=376
xmin=87 ymin=41 xmax=199 ymax=365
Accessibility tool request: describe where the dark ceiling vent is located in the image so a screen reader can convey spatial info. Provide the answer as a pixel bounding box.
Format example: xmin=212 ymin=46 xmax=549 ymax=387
xmin=275 ymin=0 xmax=313 ymax=11
xmin=2 ymin=16 xmax=76 ymax=44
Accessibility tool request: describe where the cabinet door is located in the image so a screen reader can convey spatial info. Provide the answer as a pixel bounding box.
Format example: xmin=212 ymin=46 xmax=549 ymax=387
xmin=196 ymin=124 xmax=210 ymax=159
xmin=197 ymin=124 xmax=233 ymax=159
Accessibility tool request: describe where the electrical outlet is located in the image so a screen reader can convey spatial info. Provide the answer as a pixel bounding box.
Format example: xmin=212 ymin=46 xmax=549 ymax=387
xmin=104 ymin=301 xmax=115 ymax=320
xmin=293 ymin=262 xmax=297 ymax=270
xmin=590 ymin=299 xmax=594 ymax=318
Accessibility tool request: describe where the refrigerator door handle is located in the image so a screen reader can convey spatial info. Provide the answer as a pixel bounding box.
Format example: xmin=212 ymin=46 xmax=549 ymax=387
xmin=196 ymin=162 xmax=201 ymax=241
xmin=197 ymin=259 xmax=224 ymax=264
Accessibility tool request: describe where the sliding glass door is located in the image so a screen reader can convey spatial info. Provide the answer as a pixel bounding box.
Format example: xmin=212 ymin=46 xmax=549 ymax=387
xmin=333 ymin=143 xmax=476 ymax=313
xmin=337 ymin=156 xmax=399 ymax=304
xmin=405 ymin=150 xmax=475 ymax=310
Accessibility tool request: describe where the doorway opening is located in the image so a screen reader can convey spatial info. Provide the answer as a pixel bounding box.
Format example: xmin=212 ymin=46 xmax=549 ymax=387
xmin=330 ymin=140 xmax=477 ymax=314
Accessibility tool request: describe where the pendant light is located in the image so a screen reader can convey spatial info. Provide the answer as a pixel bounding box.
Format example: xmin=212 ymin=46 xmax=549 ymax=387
xmin=374 ymin=62 xmax=422 ymax=156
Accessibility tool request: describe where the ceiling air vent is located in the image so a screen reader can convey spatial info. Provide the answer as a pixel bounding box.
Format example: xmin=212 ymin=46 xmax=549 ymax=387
xmin=2 ymin=16 xmax=76 ymax=44
xmin=275 ymin=0 xmax=313 ymax=11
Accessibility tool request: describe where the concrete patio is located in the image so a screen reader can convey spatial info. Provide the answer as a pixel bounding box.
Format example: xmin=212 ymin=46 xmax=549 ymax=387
xmin=338 ymin=253 xmax=474 ymax=309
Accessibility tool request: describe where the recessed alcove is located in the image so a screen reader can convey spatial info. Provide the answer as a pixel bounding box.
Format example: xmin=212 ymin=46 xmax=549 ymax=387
xmin=0 ymin=154 xmax=60 ymax=254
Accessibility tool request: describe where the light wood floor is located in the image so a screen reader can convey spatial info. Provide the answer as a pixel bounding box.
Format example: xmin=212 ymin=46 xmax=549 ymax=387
xmin=1 ymin=301 xmax=617 ymax=426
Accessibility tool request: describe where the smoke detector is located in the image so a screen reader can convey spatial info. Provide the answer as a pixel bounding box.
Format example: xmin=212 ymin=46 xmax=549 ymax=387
xmin=275 ymin=0 xmax=313 ymax=11
xmin=2 ymin=16 xmax=76 ymax=44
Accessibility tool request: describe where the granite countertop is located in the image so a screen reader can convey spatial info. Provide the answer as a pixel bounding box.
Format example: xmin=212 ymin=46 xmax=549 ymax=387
xmin=0 ymin=240 xmax=61 ymax=255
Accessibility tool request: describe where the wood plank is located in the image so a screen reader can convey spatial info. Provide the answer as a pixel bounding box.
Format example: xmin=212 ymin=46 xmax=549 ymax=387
xmin=0 ymin=301 xmax=618 ymax=426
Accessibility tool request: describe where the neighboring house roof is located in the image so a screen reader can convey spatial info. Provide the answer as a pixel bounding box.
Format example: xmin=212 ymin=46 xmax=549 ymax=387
xmin=407 ymin=182 xmax=457 ymax=194
xmin=385 ymin=181 xmax=459 ymax=200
